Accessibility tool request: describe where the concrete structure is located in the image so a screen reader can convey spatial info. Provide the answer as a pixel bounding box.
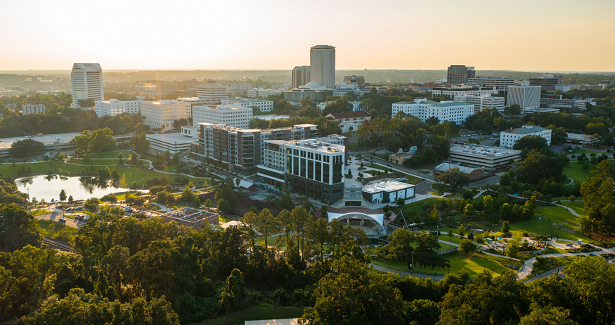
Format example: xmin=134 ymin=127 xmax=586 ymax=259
xmin=392 ymin=99 xmax=474 ymax=124
xmin=326 ymin=111 xmax=371 ymax=124
xmin=21 ymin=104 xmax=45 ymax=115
xmin=310 ymin=45 xmax=336 ymax=89
xmin=254 ymin=114 xmax=290 ymax=121
xmin=529 ymin=74 xmax=563 ymax=90
xmin=196 ymin=81 xmax=226 ymax=104
xmin=177 ymin=97 xmax=217 ymax=108
xmin=327 ymin=208 xmax=386 ymax=235
xmin=247 ymin=89 xmax=282 ymax=98
xmin=95 ymin=99 xmax=141 ymax=117
xmin=448 ymin=144 xmax=521 ymax=171
xmin=141 ymin=100 xmax=191 ymax=129
xmin=447 ymin=65 xmax=475 ymax=85
xmin=430 ymin=86 xmax=498 ymax=98
xmin=566 ymin=133 xmax=599 ymax=145
xmin=192 ymin=123 xmax=319 ymax=175
xmin=468 ymin=76 xmax=514 ymax=91
xmin=257 ymin=138 xmax=345 ymax=203
xmin=226 ymin=83 xmax=252 ymax=94
xmin=192 ymin=105 xmax=252 ymax=129
xmin=500 ymin=125 xmax=552 ymax=149
xmin=0 ymin=132 xmax=83 ymax=158
xmin=221 ymin=97 xmax=274 ymax=112
xmin=454 ymin=94 xmax=505 ymax=112
xmin=292 ymin=66 xmax=311 ymax=89
xmin=283 ymin=83 xmax=325 ymax=103
xmin=434 ymin=163 xmax=484 ymax=180
xmin=71 ymin=63 xmax=103 ymax=107
xmin=362 ymin=181 xmax=415 ymax=204
xmin=180 ymin=125 xmax=199 ymax=138
xmin=507 ymin=85 xmax=541 ymax=109
xmin=162 ymin=207 xmax=218 ymax=229
xmin=146 ymin=132 xmax=198 ymax=154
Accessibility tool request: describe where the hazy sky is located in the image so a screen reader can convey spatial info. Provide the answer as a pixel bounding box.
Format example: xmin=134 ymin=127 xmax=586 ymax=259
xmin=2 ymin=0 xmax=614 ymax=71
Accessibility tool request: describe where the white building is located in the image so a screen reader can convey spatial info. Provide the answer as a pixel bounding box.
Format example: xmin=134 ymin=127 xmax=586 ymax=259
xmin=453 ymin=94 xmax=505 ymax=112
xmin=391 ymin=99 xmax=474 ymax=124
xmin=430 ymin=86 xmax=498 ymax=98
xmin=71 ymin=63 xmax=103 ymax=107
xmin=141 ymin=100 xmax=191 ymax=129
xmin=310 ymin=45 xmax=336 ymax=89
xmin=196 ymin=81 xmax=226 ymax=104
xmin=192 ymin=105 xmax=253 ymax=128
xmin=221 ymin=97 xmax=274 ymax=112
xmin=146 ymin=132 xmax=197 ymax=154
xmin=22 ymin=104 xmax=45 ymax=115
xmin=247 ymin=89 xmax=282 ymax=98
xmin=95 ymin=99 xmax=141 ymax=117
xmin=500 ymin=125 xmax=552 ymax=149
xmin=362 ymin=181 xmax=415 ymax=204
xmin=448 ymin=144 xmax=521 ymax=171
xmin=468 ymin=76 xmax=515 ymax=91
xmin=507 ymin=86 xmax=541 ymax=109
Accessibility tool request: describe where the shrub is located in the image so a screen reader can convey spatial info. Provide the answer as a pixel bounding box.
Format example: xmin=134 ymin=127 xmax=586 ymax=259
xmin=459 ymin=239 xmax=477 ymax=255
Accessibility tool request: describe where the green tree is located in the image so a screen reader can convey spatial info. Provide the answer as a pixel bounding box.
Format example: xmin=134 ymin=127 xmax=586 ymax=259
xmin=204 ymin=198 xmax=212 ymax=208
xmin=217 ymin=198 xmax=232 ymax=212
xmin=463 ymin=203 xmax=475 ymax=217
xmin=67 ymin=195 xmax=73 ymax=204
xmin=279 ymin=190 xmax=294 ymax=211
xmin=580 ymin=160 xmax=615 ymax=235
xmin=436 ymin=167 xmax=471 ymax=192
xmin=504 ymin=103 xmax=521 ymax=115
xmin=519 ymin=307 xmax=578 ymax=325
xmin=219 ymin=268 xmax=246 ymax=311
xmin=502 ymin=220 xmax=511 ymax=233
xmin=117 ymin=152 xmax=124 ymax=164
xmin=513 ymin=135 xmax=549 ymax=151
xmin=459 ymin=239 xmax=477 ymax=255
xmin=84 ymin=198 xmax=99 ymax=212
xmin=483 ymin=195 xmax=494 ymax=214
xmin=59 ymin=189 xmax=67 ymax=205
xmin=0 ymin=204 xmax=43 ymax=251
xmin=110 ymin=169 xmax=121 ymax=181
xmin=9 ymin=139 xmax=45 ymax=157
xmin=457 ymin=224 xmax=466 ymax=238
xmin=129 ymin=132 xmax=150 ymax=154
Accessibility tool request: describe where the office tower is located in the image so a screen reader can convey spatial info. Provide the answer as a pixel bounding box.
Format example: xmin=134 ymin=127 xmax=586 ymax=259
xmin=192 ymin=105 xmax=253 ymax=128
xmin=507 ymin=85 xmax=541 ymax=109
xmin=71 ymin=63 xmax=104 ymax=107
xmin=447 ymin=65 xmax=475 ymax=85
xmin=292 ymin=66 xmax=311 ymax=88
xmin=391 ymin=99 xmax=475 ymax=124
xmin=529 ymin=74 xmax=564 ymax=90
xmin=141 ymin=100 xmax=191 ymax=129
xmin=196 ymin=80 xmax=226 ymax=104
xmin=310 ymin=45 xmax=336 ymax=89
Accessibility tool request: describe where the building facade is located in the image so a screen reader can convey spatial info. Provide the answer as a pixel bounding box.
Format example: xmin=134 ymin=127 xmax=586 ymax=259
xmin=22 ymin=104 xmax=45 ymax=115
xmin=391 ymin=99 xmax=474 ymax=124
xmin=529 ymin=74 xmax=563 ymax=90
xmin=71 ymin=63 xmax=104 ymax=107
xmin=192 ymin=105 xmax=252 ymax=129
xmin=95 ymin=99 xmax=141 ymax=117
xmin=468 ymin=76 xmax=514 ymax=91
xmin=430 ymin=86 xmax=498 ymax=98
xmin=226 ymin=83 xmax=252 ymax=94
xmin=292 ymin=66 xmax=311 ymax=89
xmin=507 ymin=86 xmax=541 ymax=109
xmin=141 ymin=100 xmax=191 ymax=129
xmin=310 ymin=45 xmax=336 ymax=89
xmin=453 ymin=95 xmax=505 ymax=112
xmin=447 ymin=65 xmax=475 ymax=85
xmin=500 ymin=125 xmax=552 ymax=149
xmin=448 ymin=144 xmax=521 ymax=171
xmin=196 ymin=81 xmax=226 ymax=104
xmin=362 ymin=181 xmax=415 ymax=204
xmin=222 ymin=97 xmax=274 ymax=112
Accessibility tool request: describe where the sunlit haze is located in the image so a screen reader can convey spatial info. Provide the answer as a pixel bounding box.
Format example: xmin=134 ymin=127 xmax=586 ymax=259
xmin=1 ymin=0 xmax=615 ymax=71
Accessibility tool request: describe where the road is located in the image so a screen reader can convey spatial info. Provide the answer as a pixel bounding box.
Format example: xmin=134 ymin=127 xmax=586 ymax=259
xmin=368 ymin=157 xmax=435 ymax=181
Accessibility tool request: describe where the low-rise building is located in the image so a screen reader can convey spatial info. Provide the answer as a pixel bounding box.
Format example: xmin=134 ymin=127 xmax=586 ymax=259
xmin=500 ymin=125 xmax=552 ymax=149
xmin=434 ymin=163 xmax=484 ymax=180
xmin=362 ymin=181 xmax=415 ymax=204
xmin=162 ymin=207 xmax=218 ymax=229
xmin=448 ymin=144 xmax=521 ymax=171
xmin=566 ymin=133 xmax=599 ymax=145
xmin=146 ymin=132 xmax=198 ymax=154
xmin=95 ymin=99 xmax=141 ymax=117
xmin=453 ymin=95 xmax=505 ymax=113
xmin=0 ymin=132 xmax=83 ymax=158
xmin=392 ymin=99 xmax=474 ymax=124
xmin=326 ymin=111 xmax=371 ymax=124
xmin=192 ymin=105 xmax=253 ymax=129
xmin=430 ymin=86 xmax=498 ymax=98
xmin=22 ymin=104 xmax=45 ymax=115
xmin=141 ymin=100 xmax=191 ymax=130
xmin=221 ymin=97 xmax=274 ymax=112
xmin=388 ymin=152 xmax=414 ymax=165
xmin=247 ymin=89 xmax=282 ymax=98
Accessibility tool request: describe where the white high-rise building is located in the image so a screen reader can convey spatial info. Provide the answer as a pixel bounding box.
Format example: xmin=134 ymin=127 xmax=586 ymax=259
xmin=141 ymin=100 xmax=191 ymax=129
xmin=453 ymin=95 xmax=505 ymax=112
xmin=196 ymin=81 xmax=226 ymax=104
xmin=71 ymin=63 xmax=104 ymax=107
xmin=22 ymin=104 xmax=45 ymax=116
xmin=391 ymin=99 xmax=474 ymax=124
xmin=507 ymin=85 xmax=541 ymax=109
xmin=192 ymin=105 xmax=253 ymax=128
xmin=95 ymin=99 xmax=141 ymax=117
xmin=500 ymin=125 xmax=552 ymax=148
xmin=310 ymin=45 xmax=335 ymax=89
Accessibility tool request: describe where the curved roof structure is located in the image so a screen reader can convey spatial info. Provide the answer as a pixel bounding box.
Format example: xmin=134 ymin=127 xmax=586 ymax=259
xmin=328 ymin=212 xmax=385 ymax=235
xmin=305 ymin=81 xmax=320 ymax=88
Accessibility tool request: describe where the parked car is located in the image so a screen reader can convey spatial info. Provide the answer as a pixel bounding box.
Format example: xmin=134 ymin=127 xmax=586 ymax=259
xmin=58 ymin=217 xmax=66 ymax=223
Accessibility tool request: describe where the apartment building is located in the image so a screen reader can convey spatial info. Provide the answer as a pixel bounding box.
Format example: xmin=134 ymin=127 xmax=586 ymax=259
xmin=221 ymin=97 xmax=274 ymax=112
xmin=192 ymin=105 xmax=253 ymax=128
xmin=71 ymin=63 xmax=103 ymax=107
xmin=22 ymin=104 xmax=45 ymax=115
xmin=257 ymin=138 xmax=345 ymax=203
xmin=95 ymin=99 xmax=141 ymax=117
xmin=453 ymin=95 xmax=505 ymax=112
xmin=391 ymin=99 xmax=474 ymax=124
xmin=141 ymin=100 xmax=191 ymax=129
xmin=500 ymin=125 xmax=552 ymax=149
xmin=468 ymin=76 xmax=514 ymax=91
xmin=507 ymin=86 xmax=541 ymax=109
xmin=192 ymin=123 xmax=319 ymax=175
xmin=196 ymin=81 xmax=226 ymax=104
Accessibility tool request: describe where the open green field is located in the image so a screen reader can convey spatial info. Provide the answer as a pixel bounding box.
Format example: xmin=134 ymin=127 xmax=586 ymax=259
xmin=401 ymin=198 xmax=442 ymax=216
xmin=560 ymin=200 xmax=586 ymax=217
xmin=88 ymin=151 xmax=134 ymax=159
xmin=71 ymin=159 xmax=124 ymax=166
xmin=372 ymin=251 xmax=517 ymax=277
xmin=564 ymin=162 xmax=599 ymax=184
xmin=198 ymin=304 xmax=304 ymax=325
xmin=509 ymin=205 xmax=589 ymax=241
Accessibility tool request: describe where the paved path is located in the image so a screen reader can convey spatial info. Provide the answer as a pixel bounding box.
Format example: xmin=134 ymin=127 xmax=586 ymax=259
xmin=517 ymin=250 xmax=609 ymax=280
xmin=523 ymin=267 xmax=565 ymax=283
xmin=554 ymin=203 xmax=580 ymax=217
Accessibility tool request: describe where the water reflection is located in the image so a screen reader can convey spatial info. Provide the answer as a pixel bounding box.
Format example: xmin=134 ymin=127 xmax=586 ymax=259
xmin=16 ymin=174 xmax=129 ymax=202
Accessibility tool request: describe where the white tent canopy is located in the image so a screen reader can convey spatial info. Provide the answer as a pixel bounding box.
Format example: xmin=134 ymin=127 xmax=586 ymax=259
xmin=328 ymin=212 xmax=386 ymax=234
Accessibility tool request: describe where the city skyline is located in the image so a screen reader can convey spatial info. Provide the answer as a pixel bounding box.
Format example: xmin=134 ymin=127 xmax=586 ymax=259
xmin=1 ymin=0 xmax=614 ymax=71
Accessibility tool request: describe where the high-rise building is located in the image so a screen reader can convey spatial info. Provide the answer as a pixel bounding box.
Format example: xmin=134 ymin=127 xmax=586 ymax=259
xmin=529 ymin=74 xmax=563 ymax=90
xmin=95 ymin=99 xmax=141 ymax=117
xmin=196 ymin=81 xmax=226 ymax=104
xmin=447 ymin=65 xmax=475 ymax=85
xmin=292 ymin=66 xmax=311 ymax=88
xmin=71 ymin=63 xmax=104 ymax=107
xmin=21 ymin=104 xmax=45 ymax=116
xmin=141 ymin=100 xmax=191 ymax=129
xmin=507 ymin=85 xmax=541 ymax=109
xmin=310 ymin=45 xmax=336 ymax=89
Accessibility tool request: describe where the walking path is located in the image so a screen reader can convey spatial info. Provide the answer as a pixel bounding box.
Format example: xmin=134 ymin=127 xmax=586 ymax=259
xmin=371 ymin=263 xmax=445 ymax=281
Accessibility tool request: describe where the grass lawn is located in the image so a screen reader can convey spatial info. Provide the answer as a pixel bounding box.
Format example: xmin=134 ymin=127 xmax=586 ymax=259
xmin=30 ymin=209 xmax=51 ymax=216
xmin=372 ymin=251 xmax=513 ymax=277
xmin=564 ymin=162 xmax=598 ymax=184
xmin=37 ymin=219 xmax=78 ymax=246
xmin=401 ymin=198 xmax=442 ymax=216
xmin=509 ymin=205 xmax=590 ymax=242
xmin=567 ymin=148 xmax=604 ymax=155
xmin=70 ymin=159 xmax=129 ymax=166
xmin=88 ymin=151 xmax=134 ymax=159
xmin=198 ymin=304 xmax=304 ymax=325
xmin=560 ymin=200 xmax=586 ymax=217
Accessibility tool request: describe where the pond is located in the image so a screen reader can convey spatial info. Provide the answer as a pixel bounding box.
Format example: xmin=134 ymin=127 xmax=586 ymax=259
xmin=16 ymin=175 xmax=129 ymax=202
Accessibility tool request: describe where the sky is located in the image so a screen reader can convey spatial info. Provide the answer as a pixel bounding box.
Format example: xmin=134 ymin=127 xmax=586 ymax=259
xmin=1 ymin=0 xmax=615 ymax=72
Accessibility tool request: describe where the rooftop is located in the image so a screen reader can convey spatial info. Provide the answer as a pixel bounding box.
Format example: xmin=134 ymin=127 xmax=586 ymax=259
xmin=362 ymin=180 xmax=414 ymax=194
xmin=277 ymin=138 xmax=345 ymax=153
xmin=0 ymin=132 xmax=84 ymax=150
xmin=145 ymin=132 xmax=198 ymax=144
xmin=502 ymin=125 xmax=548 ymax=134
xmin=449 ymin=144 xmax=521 ymax=158
xmin=223 ymin=97 xmax=272 ymax=103
xmin=326 ymin=111 xmax=370 ymax=119
xmin=254 ymin=114 xmax=290 ymax=121
xmin=435 ymin=163 xmax=480 ymax=174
